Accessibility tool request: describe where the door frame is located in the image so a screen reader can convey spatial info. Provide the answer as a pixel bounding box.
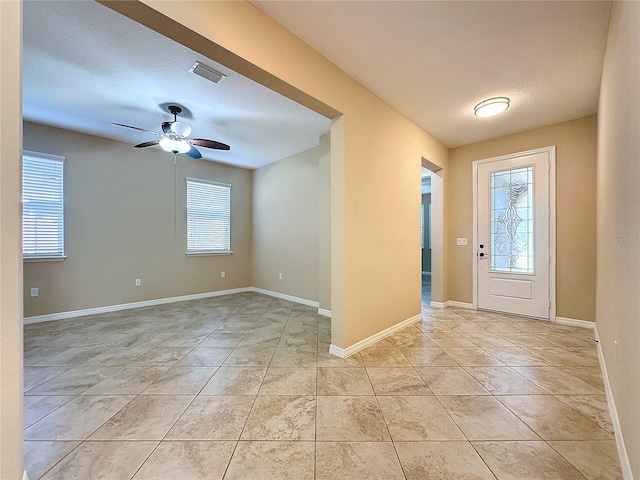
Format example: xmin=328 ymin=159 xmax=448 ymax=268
xmin=472 ymin=146 xmax=557 ymax=321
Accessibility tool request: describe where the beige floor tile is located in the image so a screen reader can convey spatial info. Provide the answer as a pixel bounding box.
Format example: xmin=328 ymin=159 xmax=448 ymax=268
xmin=428 ymin=336 xmax=479 ymax=348
xmin=317 ymin=350 xmax=364 ymax=367
xmin=222 ymin=346 xmax=277 ymax=366
xmin=316 ymin=442 xmax=405 ymax=480
xmin=81 ymin=366 xmax=168 ymax=395
xmin=463 ymin=332 xmax=515 ymax=347
xmin=560 ymin=366 xmax=606 ymax=391
xmin=200 ymin=366 xmax=266 ymax=396
xmin=480 ymin=346 xmax=550 ymax=366
xmin=224 ymin=441 xmax=315 ymax=480
xmin=81 ymin=346 xmax=155 ymax=366
xmin=391 ymin=332 xmax=438 ymax=348
xmin=554 ymin=394 xmax=614 ymax=434
xmin=24 ymin=441 xmax=80 ymax=479
xmin=513 ymin=366 xmax=604 ymax=394
xmin=416 ymin=366 xmax=489 ymax=395
xmin=366 ymin=367 xmax=432 ymax=395
xmin=24 ymin=395 xmax=75 ymax=429
xmin=241 ymin=395 xmax=315 ymax=440
xmin=270 ymin=346 xmax=318 ymax=366
xmin=316 ymin=396 xmax=390 ymax=441
xmin=464 ymin=367 xmax=547 ymax=395
xmin=27 ymin=366 xmax=120 ymax=395
xmin=523 ymin=347 xmax=599 ymax=367
xmin=496 ymin=333 xmax=557 ymax=347
xmin=401 ymin=347 xmax=458 ymax=366
xmin=133 ymin=441 xmax=236 ymax=480
xmin=473 ymin=441 xmax=588 ymax=480
xmin=259 ymin=367 xmax=316 ymax=395
xmin=360 ymin=347 xmax=411 ymax=367
xmin=441 ymin=348 xmax=506 ymax=366
xmin=173 ymin=347 xmax=233 ymax=367
xmin=316 ymin=367 xmax=374 ymax=395
xmin=548 ymin=440 xmax=623 ymax=480
xmin=378 ymin=396 xmax=465 ymax=441
xmin=439 ymin=396 xmax=539 ymax=441
xmin=200 ymin=332 xmax=245 ymax=348
xmin=25 ymin=395 xmax=134 ymax=440
xmin=279 ymin=333 xmax=318 ymax=348
xmin=24 ymin=366 xmax=69 ymax=392
xmin=497 ymin=395 xmax=613 ymax=440
xmin=166 ymin=396 xmax=254 ymax=440
xmin=156 ymin=332 xmax=209 ymax=348
xmin=395 ymin=441 xmax=497 ymax=480
xmin=141 ymin=366 xmax=216 ymax=395
xmin=41 ymin=441 xmax=157 ymax=480
xmin=89 ymin=395 xmax=193 ymax=440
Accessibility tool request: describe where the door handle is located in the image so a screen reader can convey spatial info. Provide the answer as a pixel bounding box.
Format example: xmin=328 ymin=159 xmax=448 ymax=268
xmin=478 ymin=252 xmax=488 ymax=258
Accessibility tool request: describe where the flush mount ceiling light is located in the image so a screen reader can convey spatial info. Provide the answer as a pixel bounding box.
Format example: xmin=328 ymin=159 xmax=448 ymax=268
xmin=474 ymin=97 xmax=510 ymax=117
xmin=189 ymin=61 xmax=226 ymax=85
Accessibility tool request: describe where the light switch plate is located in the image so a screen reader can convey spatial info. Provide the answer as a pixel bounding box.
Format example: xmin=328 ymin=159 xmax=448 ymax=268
xmin=456 ymin=238 xmax=468 ymax=246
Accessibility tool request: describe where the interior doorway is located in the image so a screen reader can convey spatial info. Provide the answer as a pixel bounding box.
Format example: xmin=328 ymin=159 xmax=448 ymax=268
xmin=421 ymin=168 xmax=432 ymax=307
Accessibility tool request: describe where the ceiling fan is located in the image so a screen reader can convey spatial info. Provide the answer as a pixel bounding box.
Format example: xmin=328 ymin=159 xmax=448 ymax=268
xmin=113 ymin=105 xmax=230 ymax=159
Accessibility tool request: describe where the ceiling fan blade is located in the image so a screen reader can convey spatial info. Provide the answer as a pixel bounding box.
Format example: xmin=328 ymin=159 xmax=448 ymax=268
xmin=112 ymin=123 xmax=161 ymax=136
xmin=190 ymin=138 xmax=231 ymax=151
xmin=134 ymin=140 xmax=160 ymax=148
xmin=184 ymin=146 xmax=202 ymax=160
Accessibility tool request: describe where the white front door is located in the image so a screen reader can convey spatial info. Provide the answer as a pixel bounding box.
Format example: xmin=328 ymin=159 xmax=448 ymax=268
xmin=475 ymin=147 xmax=555 ymax=319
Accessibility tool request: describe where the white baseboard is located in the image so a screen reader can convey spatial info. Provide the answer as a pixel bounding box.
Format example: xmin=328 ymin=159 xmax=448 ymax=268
xmin=429 ymin=300 xmax=474 ymax=310
xmin=555 ymin=316 xmax=595 ymax=330
xmin=329 ymin=313 xmax=422 ymax=358
xmin=594 ymin=325 xmax=634 ymax=480
xmin=447 ymin=301 xmax=474 ymax=309
xmin=250 ymin=287 xmax=319 ymax=308
xmin=24 ymin=287 xmax=252 ymax=324
xmin=24 ymin=287 xmax=326 ymax=325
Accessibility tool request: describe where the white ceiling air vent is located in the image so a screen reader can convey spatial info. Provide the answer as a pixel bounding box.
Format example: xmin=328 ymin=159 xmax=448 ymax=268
xmin=189 ymin=61 xmax=226 ymax=85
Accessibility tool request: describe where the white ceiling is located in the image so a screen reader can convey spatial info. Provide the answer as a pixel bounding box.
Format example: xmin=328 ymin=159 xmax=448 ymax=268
xmin=23 ymin=1 xmax=331 ymax=170
xmin=252 ymin=0 xmax=612 ymax=148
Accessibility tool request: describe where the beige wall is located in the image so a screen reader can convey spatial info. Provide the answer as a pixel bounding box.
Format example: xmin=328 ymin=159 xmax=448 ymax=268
xmin=111 ymin=0 xmax=449 ymax=348
xmin=447 ymin=116 xmax=598 ymax=321
xmin=23 ymin=122 xmax=253 ymax=317
xmin=596 ymin=1 xmax=640 ymax=477
xmin=0 ymin=1 xmax=24 ymax=477
xmin=252 ymin=136 xmax=328 ymax=302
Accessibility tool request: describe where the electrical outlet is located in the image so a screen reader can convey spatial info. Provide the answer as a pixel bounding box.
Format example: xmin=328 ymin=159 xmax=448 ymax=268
xmin=279 ymin=273 xmax=283 ymax=280
xmin=221 ymin=271 xmax=226 ymax=278
xmin=135 ymin=279 xmax=141 ymax=287
xmin=30 ymin=287 xmax=39 ymax=297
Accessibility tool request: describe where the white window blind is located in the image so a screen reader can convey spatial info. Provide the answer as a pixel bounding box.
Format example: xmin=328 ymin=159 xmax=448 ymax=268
xmin=22 ymin=151 xmax=65 ymax=259
xmin=186 ymin=177 xmax=231 ymax=254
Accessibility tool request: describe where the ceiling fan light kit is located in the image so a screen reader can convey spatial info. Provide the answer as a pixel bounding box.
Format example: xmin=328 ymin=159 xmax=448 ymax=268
xmin=112 ymin=104 xmax=230 ymax=159
xmin=474 ymin=97 xmax=510 ymax=117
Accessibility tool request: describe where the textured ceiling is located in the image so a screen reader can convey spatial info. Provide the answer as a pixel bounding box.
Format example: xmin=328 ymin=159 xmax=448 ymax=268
xmin=251 ymin=0 xmax=612 ymax=148
xmin=23 ymin=1 xmax=331 ymax=170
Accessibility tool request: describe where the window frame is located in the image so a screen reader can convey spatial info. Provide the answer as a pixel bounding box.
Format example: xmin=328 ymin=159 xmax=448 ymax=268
xmin=185 ymin=177 xmax=232 ymax=256
xmin=22 ymin=150 xmax=66 ymax=261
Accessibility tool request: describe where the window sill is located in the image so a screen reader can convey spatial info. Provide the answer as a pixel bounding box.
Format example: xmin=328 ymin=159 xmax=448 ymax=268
xmin=24 ymin=256 xmax=66 ymax=263
xmin=186 ymin=251 xmax=233 ymax=256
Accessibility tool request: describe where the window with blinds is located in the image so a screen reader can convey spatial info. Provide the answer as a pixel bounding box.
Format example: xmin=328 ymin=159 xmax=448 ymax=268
xmin=22 ymin=151 xmax=65 ymax=259
xmin=186 ymin=177 xmax=231 ymax=254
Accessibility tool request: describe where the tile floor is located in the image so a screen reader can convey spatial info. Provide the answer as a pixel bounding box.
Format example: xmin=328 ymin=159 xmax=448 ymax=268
xmin=24 ymin=292 xmax=623 ymax=479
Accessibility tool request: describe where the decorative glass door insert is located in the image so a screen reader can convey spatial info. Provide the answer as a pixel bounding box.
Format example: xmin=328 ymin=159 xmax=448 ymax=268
xmin=490 ymin=166 xmax=534 ymax=273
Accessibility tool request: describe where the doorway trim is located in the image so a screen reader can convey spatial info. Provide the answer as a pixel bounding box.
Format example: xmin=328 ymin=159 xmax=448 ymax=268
xmin=472 ymin=146 xmax=557 ymax=321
